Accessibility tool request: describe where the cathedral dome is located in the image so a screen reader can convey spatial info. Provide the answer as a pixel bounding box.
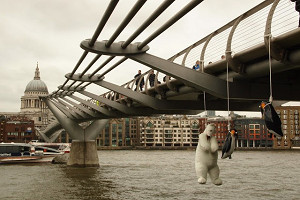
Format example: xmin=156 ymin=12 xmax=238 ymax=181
xmin=25 ymin=79 xmax=48 ymax=93
xmin=24 ymin=64 xmax=48 ymax=93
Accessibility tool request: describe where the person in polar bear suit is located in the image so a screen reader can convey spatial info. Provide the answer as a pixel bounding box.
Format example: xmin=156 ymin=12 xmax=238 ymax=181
xmin=195 ymin=123 xmax=222 ymax=185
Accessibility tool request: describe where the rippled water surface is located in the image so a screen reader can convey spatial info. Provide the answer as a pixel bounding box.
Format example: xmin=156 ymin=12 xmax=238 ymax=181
xmin=0 ymin=150 xmax=299 ymax=200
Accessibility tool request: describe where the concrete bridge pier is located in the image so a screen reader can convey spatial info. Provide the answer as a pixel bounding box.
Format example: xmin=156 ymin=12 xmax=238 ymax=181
xmin=67 ymin=140 xmax=99 ymax=167
xmin=43 ymin=98 xmax=109 ymax=167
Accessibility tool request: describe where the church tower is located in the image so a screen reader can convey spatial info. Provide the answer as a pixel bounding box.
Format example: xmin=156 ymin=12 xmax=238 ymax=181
xmin=20 ymin=63 xmax=50 ymax=129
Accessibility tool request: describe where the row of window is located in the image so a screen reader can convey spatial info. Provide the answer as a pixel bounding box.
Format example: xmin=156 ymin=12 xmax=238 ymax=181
xmin=142 ymin=138 xmax=191 ymax=142
xmin=282 ymin=120 xmax=299 ymax=125
xmin=6 ymin=132 xmax=33 ymax=136
xmin=277 ymin=110 xmax=299 ymax=115
xmin=142 ymin=129 xmax=192 ymax=133
xmin=281 ymin=115 xmax=299 ymax=119
xmin=141 ymin=134 xmax=192 ymax=138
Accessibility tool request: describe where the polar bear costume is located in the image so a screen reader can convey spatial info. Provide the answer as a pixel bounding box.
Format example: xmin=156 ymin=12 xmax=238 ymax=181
xmin=195 ymin=123 xmax=222 ymax=185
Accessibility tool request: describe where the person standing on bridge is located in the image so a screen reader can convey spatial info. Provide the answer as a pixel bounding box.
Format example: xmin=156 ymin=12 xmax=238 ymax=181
xmin=291 ymin=0 xmax=300 ymax=27
xmin=149 ymin=69 xmax=155 ymax=87
xmin=134 ymin=70 xmax=144 ymax=91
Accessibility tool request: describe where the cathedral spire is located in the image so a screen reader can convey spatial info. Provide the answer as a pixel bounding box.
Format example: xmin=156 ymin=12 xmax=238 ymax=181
xmin=34 ymin=62 xmax=40 ymax=80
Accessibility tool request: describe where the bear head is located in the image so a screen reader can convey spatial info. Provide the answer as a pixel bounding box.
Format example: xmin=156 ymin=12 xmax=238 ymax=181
xmin=204 ymin=123 xmax=216 ymax=137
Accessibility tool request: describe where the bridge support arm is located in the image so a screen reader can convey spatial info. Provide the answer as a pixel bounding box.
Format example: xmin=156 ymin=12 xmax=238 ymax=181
xmin=128 ymin=53 xmax=227 ymax=98
xmin=43 ymin=98 xmax=84 ymax=140
xmin=85 ymin=119 xmax=110 ymax=141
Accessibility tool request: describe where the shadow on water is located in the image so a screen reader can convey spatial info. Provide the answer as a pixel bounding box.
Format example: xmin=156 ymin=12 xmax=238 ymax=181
xmin=60 ymin=166 xmax=116 ymax=200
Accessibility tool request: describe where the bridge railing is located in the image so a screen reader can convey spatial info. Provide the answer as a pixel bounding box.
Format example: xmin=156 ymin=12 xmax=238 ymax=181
xmin=170 ymin=0 xmax=298 ymax=70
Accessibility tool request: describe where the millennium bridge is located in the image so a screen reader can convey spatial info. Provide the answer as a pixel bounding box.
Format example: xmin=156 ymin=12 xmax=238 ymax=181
xmin=38 ymin=0 xmax=300 ymax=166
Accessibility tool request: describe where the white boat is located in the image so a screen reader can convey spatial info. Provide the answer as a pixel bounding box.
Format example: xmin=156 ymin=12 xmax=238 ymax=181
xmin=0 ymin=143 xmax=63 ymax=164
xmin=29 ymin=140 xmax=71 ymax=153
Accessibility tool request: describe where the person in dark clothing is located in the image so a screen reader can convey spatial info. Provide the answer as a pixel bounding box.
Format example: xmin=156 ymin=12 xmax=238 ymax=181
xmin=149 ymin=70 xmax=155 ymax=87
xmin=134 ymin=70 xmax=144 ymax=91
xmin=292 ymin=0 xmax=300 ymax=27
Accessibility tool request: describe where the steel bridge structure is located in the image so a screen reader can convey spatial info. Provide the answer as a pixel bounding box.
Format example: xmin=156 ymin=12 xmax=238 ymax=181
xmin=39 ymin=0 xmax=300 ymax=166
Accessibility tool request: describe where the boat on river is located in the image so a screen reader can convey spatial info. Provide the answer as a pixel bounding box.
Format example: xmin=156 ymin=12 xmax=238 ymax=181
xmin=0 ymin=143 xmax=64 ymax=164
xmin=29 ymin=140 xmax=71 ymax=153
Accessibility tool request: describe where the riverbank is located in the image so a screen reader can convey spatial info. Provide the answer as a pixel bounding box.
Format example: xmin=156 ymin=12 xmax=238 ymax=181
xmin=97 ymin=146 xmax=300 ymax=151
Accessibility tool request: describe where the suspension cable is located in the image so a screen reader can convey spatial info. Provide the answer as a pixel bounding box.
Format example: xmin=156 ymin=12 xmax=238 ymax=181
xmin=226 ymin=60 xmax=231 ymax=130
xmin=267 ymin=34 xmax=273 ymax=103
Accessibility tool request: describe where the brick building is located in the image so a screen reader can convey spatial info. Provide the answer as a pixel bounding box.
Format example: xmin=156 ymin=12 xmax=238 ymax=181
xmin=234 ymin=118 xmax=272 ymax=148
xmin=275 ymin=106 xmax=300 ymax=149
xmin=0 ymin=115 xmax=36 ymax=143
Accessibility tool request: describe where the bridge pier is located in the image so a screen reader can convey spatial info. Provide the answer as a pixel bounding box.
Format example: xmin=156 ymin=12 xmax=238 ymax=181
xmin=68 ymin=140 xmax=99 ymax=167
xmin=43 ymin=98 xmax=109 ymax=167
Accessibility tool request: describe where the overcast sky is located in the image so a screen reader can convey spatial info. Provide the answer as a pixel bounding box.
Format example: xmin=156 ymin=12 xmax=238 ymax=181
xmin=2 ymin=0 xmax=296 ymax=116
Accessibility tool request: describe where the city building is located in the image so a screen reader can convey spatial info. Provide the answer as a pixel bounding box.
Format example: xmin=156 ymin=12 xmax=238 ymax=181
xmin=234 ymin=118 xmax=272 ymax=148
xmin=275 ymin=106 xmax=300 ymax=149
xmin=0 ymin=115 xmax=36 ymax=143
xmin=139 ymin=115 xmax=199 ymax=147
xmin=96 ymin=118 xmax=139 ymax=147
xmin=94 ymin=108 xmax=300 ymax=150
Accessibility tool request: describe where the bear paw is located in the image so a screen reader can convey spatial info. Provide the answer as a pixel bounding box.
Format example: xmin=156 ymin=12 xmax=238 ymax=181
xmin=212 ymin=178 xmax=222 ymax=186
xmin=198 ymin=177 xmax=207 ymax=184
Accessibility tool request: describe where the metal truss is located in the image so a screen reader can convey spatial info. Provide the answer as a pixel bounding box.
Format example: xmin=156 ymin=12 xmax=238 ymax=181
xmin=40 ymin=0 xmax=300 ymax=140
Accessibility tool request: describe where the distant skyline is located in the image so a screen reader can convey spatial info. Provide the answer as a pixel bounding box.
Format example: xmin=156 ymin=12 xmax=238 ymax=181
xmin=0 ymin=0 xmax=298 ymax=117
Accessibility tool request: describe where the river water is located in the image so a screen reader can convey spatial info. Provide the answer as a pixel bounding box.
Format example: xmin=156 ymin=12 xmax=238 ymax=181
xmin=0 ymin=150 xmax=299 ymax=200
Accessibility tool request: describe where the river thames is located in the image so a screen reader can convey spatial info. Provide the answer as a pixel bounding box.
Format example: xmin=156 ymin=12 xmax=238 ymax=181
xmin=0 ymin=150 xmax=299 ymax=200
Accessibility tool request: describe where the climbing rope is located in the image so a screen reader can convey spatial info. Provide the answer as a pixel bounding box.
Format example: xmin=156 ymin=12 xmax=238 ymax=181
xmin=267 ymin=34 xmax=273 ymax=103
xmin=201 ymin=60 xmax=208 ymax=127
xmin=203 ymin=91 xmax=207 ymax=126
xmin=226 ymin=60 xmax=231 ymax=130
